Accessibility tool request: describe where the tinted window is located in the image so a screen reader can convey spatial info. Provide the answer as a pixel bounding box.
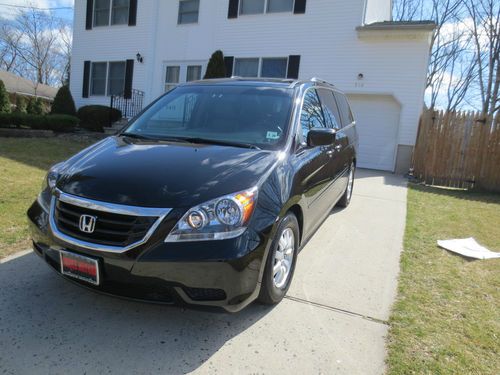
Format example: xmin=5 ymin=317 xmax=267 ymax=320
xmin=300 ymin=89 xmax=326 ymax=140
xmin=317 ymin=89 xmax=342 ymax=130
xmin=334 ymin=92 xmax=354 ymax=127
xmin=124 ymin=85 xmax=294 ymax=150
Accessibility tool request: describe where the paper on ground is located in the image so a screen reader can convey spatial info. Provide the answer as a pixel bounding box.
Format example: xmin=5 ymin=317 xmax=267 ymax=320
xmin=437 ymin=237 xmax=500 ymax=260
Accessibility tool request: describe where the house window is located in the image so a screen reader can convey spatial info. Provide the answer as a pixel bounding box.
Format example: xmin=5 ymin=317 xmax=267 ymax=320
xmin=165 ymin=66 xmax=180 ymax=91
xmin=261 ymin=58 xmax=287 ymax=78
xmin=94 ymin=0 xmax=129 ymax=27
xmin=90 ymin=62 xmax=107 ymax=95
xmin=178 ymin=0 xmax=200 ymax=24
xmin=107 ymin=61 xmax=126 ymax=95
xmin=240 ymin=0 xmax=294 ymax=15
xmin=93 ymin=0 xmax=110 ymax=27
xmin=233 ymin=57 xmax=288 ymax=78
xmin=240 ymin=0 xmax=265 ymax=15
xmin=234 ymin=58 xmax=260 ymax=77
xmin=186 ymin=65 xmax=202 ymax=81
xmin=111 ymin=0 xmax=130 ymax=25
xmin=267 ymin=0 xmax=294 ymax=13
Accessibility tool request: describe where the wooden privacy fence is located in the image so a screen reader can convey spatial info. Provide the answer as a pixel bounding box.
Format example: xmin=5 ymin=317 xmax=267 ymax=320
xmin=412 ymin=109 xmax=500 ymax=192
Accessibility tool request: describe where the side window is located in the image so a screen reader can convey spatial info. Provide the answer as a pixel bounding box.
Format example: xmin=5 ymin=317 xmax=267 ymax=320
xmin=300 ymin=89 xmax=326 ymax=140
xmin=317 ymin=89 xmax=342 ymax=130
xmin=334 ymin=92 xmax=354 ymax=127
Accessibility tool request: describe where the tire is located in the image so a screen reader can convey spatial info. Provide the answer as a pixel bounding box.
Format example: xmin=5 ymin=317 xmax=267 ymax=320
xmin=337 ymin=162 xmax=355 ymax=208
xmin=258 ymin=213 xmax=299 ymax=305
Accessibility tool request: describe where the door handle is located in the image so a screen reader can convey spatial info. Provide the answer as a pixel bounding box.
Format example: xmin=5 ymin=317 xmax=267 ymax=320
xmin=334 ymin=145 xmax=342 ymax=151
xmin=326 ymin=150 xmax=334 ymax=157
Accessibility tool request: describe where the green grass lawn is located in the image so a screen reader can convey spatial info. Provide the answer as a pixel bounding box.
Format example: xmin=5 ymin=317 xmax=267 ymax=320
xmin=0 ymin=138 xmax=91 ymax=258
xmin=387 ymin=184 xmax=500 ymax=374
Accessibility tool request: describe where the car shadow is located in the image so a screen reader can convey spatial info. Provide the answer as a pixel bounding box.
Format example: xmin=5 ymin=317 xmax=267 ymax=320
xmin=0 ymin=252 xmax=273 ymax=374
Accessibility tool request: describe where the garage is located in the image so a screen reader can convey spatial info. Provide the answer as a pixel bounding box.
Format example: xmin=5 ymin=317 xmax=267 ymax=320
xmin=347 ymin=94 xmax=401 ymax=172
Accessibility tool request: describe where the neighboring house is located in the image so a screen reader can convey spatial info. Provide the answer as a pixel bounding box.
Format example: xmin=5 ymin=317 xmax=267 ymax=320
xmin=0 ymin=69 xmax=58 ymax=102
xmin=70 ymin=0 xmax=434 ymax=173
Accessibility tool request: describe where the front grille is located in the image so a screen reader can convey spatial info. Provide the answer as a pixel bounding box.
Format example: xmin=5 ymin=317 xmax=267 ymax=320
xmin=54 ymin=200 xmax=157 ymax=247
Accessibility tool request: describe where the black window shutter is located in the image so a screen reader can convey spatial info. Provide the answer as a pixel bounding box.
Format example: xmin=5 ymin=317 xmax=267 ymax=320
xmin=128 ymin=0 xmax=137 ymax=26
xmin=85 ymin=0 xmax=94 ymax=30
xmin=294 ymin=0 xmax=306 ymax=14
xmin=224 ymin=56 xmax=234 ymax=77
xmin=82 ymin=61 xmax=91 ymax=98
xmin=124 ymin=60 xmax=134 ymax=99
xmin=228 ymin=0 xmax=239 ymax=18
xmin=287 ymin=55 xmax=301 ymax=79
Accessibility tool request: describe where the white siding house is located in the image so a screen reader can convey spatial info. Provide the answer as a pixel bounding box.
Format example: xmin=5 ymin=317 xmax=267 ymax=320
xmin=70 ymin=0 xmax=434 ymax=173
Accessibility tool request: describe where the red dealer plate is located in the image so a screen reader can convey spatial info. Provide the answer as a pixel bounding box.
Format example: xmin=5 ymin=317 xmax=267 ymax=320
xmin=59 ymin=250 xmax=100 ymax=285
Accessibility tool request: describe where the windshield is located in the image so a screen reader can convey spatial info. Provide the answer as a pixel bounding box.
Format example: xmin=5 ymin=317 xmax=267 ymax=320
xmin=122 ymin=85 xmax=294 ymax=150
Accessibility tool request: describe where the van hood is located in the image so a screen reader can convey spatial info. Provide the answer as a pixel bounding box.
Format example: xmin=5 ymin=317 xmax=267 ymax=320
xmin=57 ymin=136 xmax=278 ymax=208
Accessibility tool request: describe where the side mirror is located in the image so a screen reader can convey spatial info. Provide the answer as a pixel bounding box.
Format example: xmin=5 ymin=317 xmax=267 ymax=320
xmin=307 ymin=128 xmax=336 ymax=147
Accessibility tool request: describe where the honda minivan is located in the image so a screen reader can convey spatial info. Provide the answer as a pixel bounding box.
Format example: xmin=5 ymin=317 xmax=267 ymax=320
xmin=28 ymin=78 xmax=358 ymax=312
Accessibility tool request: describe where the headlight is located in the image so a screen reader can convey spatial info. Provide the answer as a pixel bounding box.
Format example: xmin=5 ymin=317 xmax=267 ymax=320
xmin=165 ymin=187 xmax=258 ymax=242
xmin=41 ymin=162 xmax=65 ymax=191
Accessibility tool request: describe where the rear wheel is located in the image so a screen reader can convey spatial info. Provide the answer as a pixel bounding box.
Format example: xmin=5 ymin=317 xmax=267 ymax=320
xmin=258 ymin=213 xmax=299 ymax=305
xmin=337 ymin=162 xmax=355 ymax=208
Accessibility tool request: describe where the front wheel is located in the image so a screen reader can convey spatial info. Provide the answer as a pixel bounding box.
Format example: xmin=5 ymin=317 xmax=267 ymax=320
xmin=337 ymin=162 xmax=355 ymax=208
xmin=258 ymin=213 xmax=299 ymax=305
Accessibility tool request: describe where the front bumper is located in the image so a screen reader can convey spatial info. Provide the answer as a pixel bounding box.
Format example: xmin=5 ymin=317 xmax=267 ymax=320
xmin=28 ymin=198 xmax=270 ymax=312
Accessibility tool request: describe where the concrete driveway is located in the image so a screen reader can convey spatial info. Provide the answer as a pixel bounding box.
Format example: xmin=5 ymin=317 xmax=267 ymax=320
xmin=0 ymin=169 xmax=407 ymax=375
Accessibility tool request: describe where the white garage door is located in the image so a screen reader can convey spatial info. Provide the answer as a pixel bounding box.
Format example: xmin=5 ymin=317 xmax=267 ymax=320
xmin=347 ymin=95 xmax=401 ymax=172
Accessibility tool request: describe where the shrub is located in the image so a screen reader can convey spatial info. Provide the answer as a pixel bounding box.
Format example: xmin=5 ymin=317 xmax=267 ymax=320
xmin=14 ymin=95 xmax=27 ymax=113
xmin=0 ymin=113 xmax=78 ymax=132
xmin=51 ymin=85 xmax=76 ymax=116
xmin=204 ymin=50 xmax=226 ymax=79
xmin=0 ymin=79 xmax=10 ymax=113
xmin=26 ymin=97 xmax=44 ymax=115
xmin=45 ymin=114 xmax=79 ymax=132
xmin=77 ymin=105 xmax=121 ymax=132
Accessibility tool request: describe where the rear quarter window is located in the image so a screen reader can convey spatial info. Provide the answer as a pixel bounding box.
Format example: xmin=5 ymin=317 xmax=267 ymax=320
xmin=334 ymin=92 xmax=354 ymax=127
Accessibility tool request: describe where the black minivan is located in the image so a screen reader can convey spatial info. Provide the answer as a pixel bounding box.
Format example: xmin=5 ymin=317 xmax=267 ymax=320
xmin=28 ymin=78 xmax=358 ymax=312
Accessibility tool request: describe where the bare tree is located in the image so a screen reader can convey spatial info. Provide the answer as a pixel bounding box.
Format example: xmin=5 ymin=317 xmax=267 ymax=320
xmin=0 ymin=23 xmax=21 ymax=72
xmin=465 ymin=0 xmax=500 ymax=117
xmin=14 ymin=8 xmax=59 ymax=84
xmin=394 ymin=0 xmax=477 ymax=111
xmin=56 ymin=19 xmax=72 ymax=86
xmin=0 ymin=6 xmax=71 ymax=87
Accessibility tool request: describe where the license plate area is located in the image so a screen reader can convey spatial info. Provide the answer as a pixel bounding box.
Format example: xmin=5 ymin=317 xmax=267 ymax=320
xmin=59 ymin=250 xmax=100 ymax=285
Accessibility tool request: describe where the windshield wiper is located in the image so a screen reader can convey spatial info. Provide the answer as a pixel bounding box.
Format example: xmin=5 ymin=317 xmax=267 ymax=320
xmin=121 ymin=133 xmax=188 ymax=143
xmin=180 ymin=137 xmax=261 ymax=150
xmin=121 ymin=132 xmax=159 ymax=140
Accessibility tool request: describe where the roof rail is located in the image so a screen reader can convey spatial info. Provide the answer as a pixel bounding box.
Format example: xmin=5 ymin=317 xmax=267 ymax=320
xmin=310 ymin=77 xmax=333 ymax=86
xmin=288 ymin=79 xmax=303 ymax=88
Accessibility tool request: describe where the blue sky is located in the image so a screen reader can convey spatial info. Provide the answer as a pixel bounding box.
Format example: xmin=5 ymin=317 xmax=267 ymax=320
xmin=0 ymin=0 xmax=74 ymax=21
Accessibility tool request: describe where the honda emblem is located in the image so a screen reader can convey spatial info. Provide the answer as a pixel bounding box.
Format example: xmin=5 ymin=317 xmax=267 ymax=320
xmin=79 ymin=214 xmax=97 ymax=234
